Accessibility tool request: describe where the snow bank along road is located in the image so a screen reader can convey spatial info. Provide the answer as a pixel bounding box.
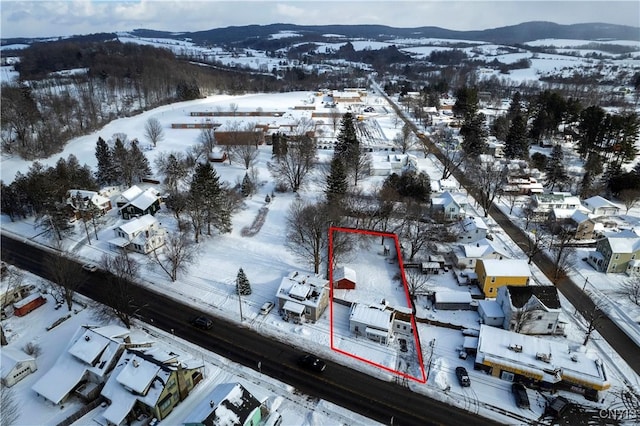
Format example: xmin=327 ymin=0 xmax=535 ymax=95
xmin=1 ymin=233 xmax=500 ymax=426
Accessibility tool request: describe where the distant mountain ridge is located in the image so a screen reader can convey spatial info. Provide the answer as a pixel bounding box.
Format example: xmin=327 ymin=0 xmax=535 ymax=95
xmin=2 ymin=21 xmax=639 ymax=47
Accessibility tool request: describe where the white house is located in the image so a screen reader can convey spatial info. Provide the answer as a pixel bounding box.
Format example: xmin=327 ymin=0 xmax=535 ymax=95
xmin=349 ymin=303 xmax=395 ymax=345
xmin=451 ymin=238 xmax=509 ymax=270
xmin=496 ymin=285 xmax=564 ymax=335
xmin=108 ymin=214 xmax=166 ymax=254
xmin=276 ymin=271 xmax=330 ymax=323
xmin=531 ymin=192 xmax=582 ymax=213
xmin=66 ymin=189 xmax=112 ymax=215
xmin=456 ymin=216 xmax=489 ymax=243
xmin=477 ymin=299 xmax=505 ymax=327
xmin=582 ymin=196 xmax=621 ymax=216
xmin=1 ymin=347 xmax=37 ymax=387
xmin=32 ymin=325 xmax=131 ymax=405
xmin=430 ymin=191 xmax=469 ymax=221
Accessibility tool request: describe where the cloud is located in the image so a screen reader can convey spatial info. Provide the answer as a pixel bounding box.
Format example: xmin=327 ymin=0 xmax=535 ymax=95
xmin=1 ymin=0 xmax=638 ymax=39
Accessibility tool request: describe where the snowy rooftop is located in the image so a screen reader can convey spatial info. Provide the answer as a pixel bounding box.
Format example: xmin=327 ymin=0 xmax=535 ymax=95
xmin=119 ymin=185 xmax=144 ymax=202
xmin=476 ymin=325 xmax=609 ymax=390
xmin=1 ymin=347 xmax=35 ymax=377
xmin=477 ymin=300 xmax=504 ymax=318
xmin=118 ymin=214 xmax=158 ymax=236
xmin=349 ymin=303 xmax=393 ymax=330
xmin=602 ymin=229 xmax=640 ymax=253
xmin=435 ymin=291 xmax=472 ymax=304
xmin=277 ymin=272 xmax=328 ymax=307
xmin=334 ymin=265 xmax=357 ymax=283
xmin=461 ymin=238 xmax=508 ymax=259
xmin=184 ymin=382 xmax=261 ymax=425
xmin=479 ymin=259 xmax=531 ymax=277
xmin=461 ymin=216 xmax=488 ymax=231
xmin=129 ymin=188 xmax=159 ymax=210
xmin=116 ymin=353 xmax=161 ymax=394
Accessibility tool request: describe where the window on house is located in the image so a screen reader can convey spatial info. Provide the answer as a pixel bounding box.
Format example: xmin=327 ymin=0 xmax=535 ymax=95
xmin=615 ymin=254 xmax=619 ymax=260
xmin=547 ymin=323 xmax=553 ymax=329
xmin=491 ymin=277 xmax=495 ymax=283
xmin=537 ymin=315 xmax=543 ymax=320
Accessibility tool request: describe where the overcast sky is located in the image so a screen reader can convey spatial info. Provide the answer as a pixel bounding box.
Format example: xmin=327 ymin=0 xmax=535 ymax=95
xmin=1 ymin=1 xmax=639 ymax=39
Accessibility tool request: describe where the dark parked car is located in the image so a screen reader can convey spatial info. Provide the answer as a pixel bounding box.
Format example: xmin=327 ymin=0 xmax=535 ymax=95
xmin=298 ymin=354 xmax=326 ymax=372
xmin=512 ymin=383 xmax=530 ymax=409
xmin=191 ymin=316 xmax=213 ymax=330
xmin=546 ymin=396 xmax=570 ymax=418
xmin=455 ymin=366 xmax=471 ymax=387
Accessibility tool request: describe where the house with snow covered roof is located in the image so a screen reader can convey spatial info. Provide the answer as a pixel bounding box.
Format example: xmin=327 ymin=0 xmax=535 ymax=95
xmin=429 ymin=191 xmax=469 ymax=221
xmin=1 ymin=347 xmax=37 ymax=387
xmin=475 ymin=325 xmax=610 ymax=395
xmin=100 ymin=346 xmax=204 ymax=425
xmin=451 ymin=238 xmax=509 ymax=270
xmin=497 ymin=286 xmax=564 ymax=335
xmin=531 ymin=192 xmax=581 ymax=214
xmin=475 ymin=259 xmax=531 ymax=298
xmin=582 ymin=195 xmax=621 ymax=216
xmin=66 ymin=189 xmax=112 ymax=217
xmin=276 ymin=271 xmax=329 ymax=324
xmin=548 ymin=208 xmax=595 ymax=240
xmin=32 ymin=325 xmax=132 ymax=405
xmin=349 ymin=303 xmax=395 ymax=345
xmin=183 ymin=382 xmax=263 ymax=426
xmin=587 ymin=229 xmax=640 ymax=273
xmin=109 ymin=214 xmax=166 ymax=254
xmin=117 ymin=185 xmax=161 ymax=220
xmin=456 ymin=216 xmax=489 ymax=243
xmin=332 ymin=265 xmax=357 ymax=290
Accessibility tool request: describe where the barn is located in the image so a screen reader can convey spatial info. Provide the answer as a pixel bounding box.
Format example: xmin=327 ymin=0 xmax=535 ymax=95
xmin=333 ymin=266 xmax=357 ymax=290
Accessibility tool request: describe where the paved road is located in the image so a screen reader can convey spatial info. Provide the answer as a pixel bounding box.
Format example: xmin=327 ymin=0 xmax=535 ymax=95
xmin=1 ymin=234 xmax=500 ymax=426
xmin=374 ymin=86 xmax=640 ymax=375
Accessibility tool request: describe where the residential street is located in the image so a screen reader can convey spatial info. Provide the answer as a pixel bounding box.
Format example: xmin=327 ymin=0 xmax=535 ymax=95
xmin=1 ymin=233 xmax=501 ymax=426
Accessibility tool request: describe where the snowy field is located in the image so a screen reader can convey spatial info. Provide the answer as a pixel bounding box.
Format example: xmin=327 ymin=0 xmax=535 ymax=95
xmin=1 ymin=89 xmax=640 ymax=425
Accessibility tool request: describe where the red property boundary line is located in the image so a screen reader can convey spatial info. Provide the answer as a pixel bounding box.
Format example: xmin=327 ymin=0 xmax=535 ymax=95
xmin=328 ymin=226 xmax=426 ymax=384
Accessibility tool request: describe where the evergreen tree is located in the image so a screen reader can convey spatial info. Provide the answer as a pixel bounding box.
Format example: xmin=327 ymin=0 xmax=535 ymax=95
xmin=325 ymin=155 xmax=348 ymax=203
xmin=129 ymin=140 xmax=151 ymax=183
xmin=111 ymin=137 xmax=133 ymax=186
xmin=95 ymin=137 xmax=115 ymax=185
xmin=507 ymin=92 xmax=522 ymax=120
xmin=189 ymin=162 xmax=232 ymax=237
xmin=241 ymin=173 xmax=253 ymax=197
xmin=335 ymin=112 xmax=359 ymax=166
xmin=452 ymin=86 xmax=479 ymax=118
xmin=460 ymin=112 xmax=488 ymax=158
xmin=545 ymin=145 xmax=568 ymax=191
xmin=504 ymin=114 xmax=529 ymax=159
xmin=236 ymin=268 xmax=252 ymax=296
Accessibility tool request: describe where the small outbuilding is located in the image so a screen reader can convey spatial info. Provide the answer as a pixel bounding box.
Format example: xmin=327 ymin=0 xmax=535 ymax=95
xmin=1 ymin=347 xmax=37 ymax=387
xmin=434 ymin=291 xmax=472 ymax=310
xmin=477 ymin=299 xmax=505 ymax=327
xmin=13 ymin=293 xmax=47 ymax=317
xmin=333 ymin=266 xmax=357 ymax=290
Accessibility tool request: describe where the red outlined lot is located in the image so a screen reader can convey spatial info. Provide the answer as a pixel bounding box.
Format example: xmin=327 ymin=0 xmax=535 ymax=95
xmin=328 ymin=226 xmax=426 ymax=384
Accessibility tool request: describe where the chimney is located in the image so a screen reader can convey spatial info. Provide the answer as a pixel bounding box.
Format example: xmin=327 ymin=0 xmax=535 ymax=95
xmin=209 ymin=400 xmax=214 ymax=408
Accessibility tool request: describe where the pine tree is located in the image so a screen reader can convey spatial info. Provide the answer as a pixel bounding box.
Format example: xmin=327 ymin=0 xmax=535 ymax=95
xmin=95 ymin=137 xmax=115 ymax=185
xmin=241 ymin=173 xmax=253 ymax=197
xmin=129 ymin=140 xmax=151 ymax=183
xmin=189 ymin=162 xmax=232 ymax=237
xmin=111 ymin=137 xmax=133 ymax=186
xmin=335 ymin=112 xmax=359 ymax=165
xmin=545 ymin=145 xmax=568 ymax=191
xmin=236 ymin=268 xmax=252 ymax=295
xmin=460 ymin=112 xmax=488 ymax=158
xmin=325 ymin=155 xmax=348 ymax=203
xmin=504 ymin=114 xmax=529 ymax=159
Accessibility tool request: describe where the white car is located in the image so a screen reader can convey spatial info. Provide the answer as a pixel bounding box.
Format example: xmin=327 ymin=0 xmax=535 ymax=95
xmin=82 ymin=263 xmax=98 ymax=272
xmin=260 ymin=301 xmax=275 ymax=315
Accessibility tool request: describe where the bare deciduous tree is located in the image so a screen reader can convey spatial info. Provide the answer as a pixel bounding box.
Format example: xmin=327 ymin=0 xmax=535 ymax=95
xmin=45 ymin=256 xmax=85 ymax=311
xmin=468 ymin=160 xmax=507 ymax=218
xmin=432 ymin=126 xmax=465 ymax=180
xmin=400 ymin=220 xmax=431 ymax=262
xmin=549 ymin=227 xmax=576 ymax=284
xmin=94 ymin=252 xmax=141 ymax=328
xmin=144 ymin=117 xmax=165 ymax=147
xmin=618 ymin=189 xmax=640 ymax=214
xmin=525 ymin=226 xmax=549 ymax=264
xmin=150 ymin=230 xmax=198 ymax=281
xmin=614 ymin=278 xmax=640 ymax=306
xmin=198 ymin=126 xmax=217 ymax=157
xmin=582 ymin=303 xmax=605 ymax=346
xmin=393 ymin=123 xmax=416 ymax=154
xmin=403 ymin=268 xmax=433 ymax=301
xmin=0 ymin=381 xmax=20 ymax=426
xmin=267 ymin=127 xmax=316 ymax=192
xmin=230 ymin=123 xmax=261 ymax=170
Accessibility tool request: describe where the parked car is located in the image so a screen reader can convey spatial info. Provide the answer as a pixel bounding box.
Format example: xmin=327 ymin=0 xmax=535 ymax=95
xmin=455 ymin=366 xmax=470 ymax=387
xmin=512 ymin=383 xmax=530 ymax=409
xmin=82 ymin=263 xmax=98 ymax=272
xmin=260 ymin=301 xmax=275 ymax=315
xmin=298 ymin=354 xmax=326 ymax=372
xmin=191 ymin=315 xmax=213 ymax=330
xmin=546 ymin=396 xmax=570 ymax=418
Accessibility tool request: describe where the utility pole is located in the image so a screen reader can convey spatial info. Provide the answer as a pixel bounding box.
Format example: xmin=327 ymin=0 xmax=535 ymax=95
xmin=238 ymin=291 xmax=244 ymax=322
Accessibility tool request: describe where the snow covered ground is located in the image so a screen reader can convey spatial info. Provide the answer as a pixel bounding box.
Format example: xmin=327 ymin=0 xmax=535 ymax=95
xmin=2 ymin=90 xmax=640 ymax=425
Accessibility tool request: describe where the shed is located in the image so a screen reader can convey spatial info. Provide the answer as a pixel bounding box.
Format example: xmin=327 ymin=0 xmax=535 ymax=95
xmin=1 ymin=347 xmax=37 ymax=387
xmin=13 ymin=293 xmax=46 ymax=317
xmin=421 ymin=262 xmax=440 ymax=275
xmin=333 ymin=266 xmax=357 ymax=290
xmin=434 ymin=291 xmax=472 ymax=310
xmin=478 ymin=299 xmax=505 ymax=326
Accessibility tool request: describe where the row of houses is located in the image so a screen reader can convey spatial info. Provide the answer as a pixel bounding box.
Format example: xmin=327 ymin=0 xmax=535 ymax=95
xmin=28 ymin=324 xmax=273 ymax=425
